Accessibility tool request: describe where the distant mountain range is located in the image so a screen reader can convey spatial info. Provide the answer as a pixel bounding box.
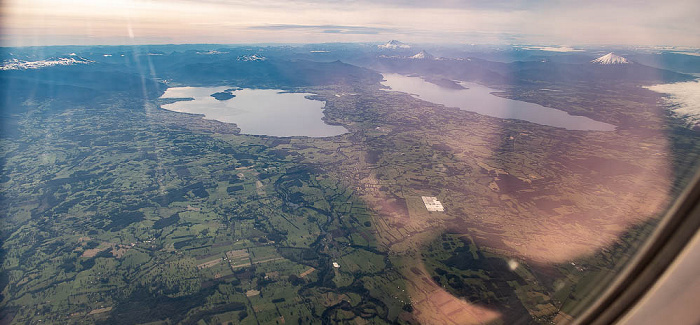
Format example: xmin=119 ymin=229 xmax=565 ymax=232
xmin=372 ymin=51 xmax=692 ymax=86
xmin=1 ymin=55 xmax=93 ymax=70
xmin=0 ymin=50 xmax=382 ymax=110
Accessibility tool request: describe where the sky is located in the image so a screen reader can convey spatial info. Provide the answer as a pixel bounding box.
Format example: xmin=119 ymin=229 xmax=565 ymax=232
xmin=2 ymin=0 xmax=699 ymax=47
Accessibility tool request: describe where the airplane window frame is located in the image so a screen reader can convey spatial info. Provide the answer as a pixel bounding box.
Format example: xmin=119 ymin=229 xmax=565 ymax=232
xmin=575 ymin=170 xmax=700 ymax=324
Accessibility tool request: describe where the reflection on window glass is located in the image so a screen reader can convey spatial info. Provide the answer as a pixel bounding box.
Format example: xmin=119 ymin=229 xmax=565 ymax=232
xmin=1 ymin=1 xmax=699 ymax=324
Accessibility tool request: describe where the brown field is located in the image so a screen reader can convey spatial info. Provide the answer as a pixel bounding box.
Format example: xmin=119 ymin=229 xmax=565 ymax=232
xmin=299 ymin=267 xmax=316 ymax=278
xmin=196 ymin=258 xmax=222 ymax=269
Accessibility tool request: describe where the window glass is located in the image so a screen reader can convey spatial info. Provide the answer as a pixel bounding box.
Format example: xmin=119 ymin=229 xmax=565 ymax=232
xmin=1 ymin=1 xmax=699 ymax=324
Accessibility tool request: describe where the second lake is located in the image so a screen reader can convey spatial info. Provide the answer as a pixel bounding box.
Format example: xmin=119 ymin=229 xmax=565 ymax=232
xmin=381 ymin=73 xmax=615 ymax=131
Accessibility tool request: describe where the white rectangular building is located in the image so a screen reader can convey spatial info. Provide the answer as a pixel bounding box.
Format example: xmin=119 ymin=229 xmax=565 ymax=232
xmin=421 ymin=196 xmax=444 ymax=212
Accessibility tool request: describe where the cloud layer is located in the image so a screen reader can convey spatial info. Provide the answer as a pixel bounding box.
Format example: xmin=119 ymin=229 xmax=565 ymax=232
xmin=647 ymin=81 xmax=700 ymax=127
xmin=248 ymin=24 xmax=395 ymax=35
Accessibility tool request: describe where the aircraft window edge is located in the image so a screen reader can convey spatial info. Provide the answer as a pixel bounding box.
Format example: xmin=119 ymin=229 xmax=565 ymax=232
xmin=574 ymin=169 xmax=700 ymax=325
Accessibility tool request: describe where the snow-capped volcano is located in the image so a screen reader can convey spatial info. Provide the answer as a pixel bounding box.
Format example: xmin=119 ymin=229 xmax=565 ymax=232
xmin=378 ymin=40 xmax=410 ymax=49
xmin=591 ymin=52 xmax=630 ymax=65
xmin=410 ymin=50 xmax=435 ymax=60
xmin=0 ymin=56 xmax=93 ymax=70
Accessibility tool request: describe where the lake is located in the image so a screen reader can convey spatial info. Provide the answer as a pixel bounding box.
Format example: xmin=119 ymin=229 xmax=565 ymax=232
xmin=381 ymin=73 xmax=616 ymax=131
xmin=160 ymin=86 xmax=348 ymax=137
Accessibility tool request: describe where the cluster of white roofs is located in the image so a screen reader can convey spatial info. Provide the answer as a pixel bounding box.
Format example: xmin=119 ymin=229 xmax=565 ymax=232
xmin=421 ymin=196 xmax=444 ymax=212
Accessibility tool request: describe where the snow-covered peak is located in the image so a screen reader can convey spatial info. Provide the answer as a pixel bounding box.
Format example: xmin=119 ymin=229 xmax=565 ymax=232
xmin=237 ymin=54 xmax=267 ymax=62
xmin=378 ymin=40 xmax=410 ymax=49
xmin=591 ymin=52 xmax=630 ymax=65
xmin=410 ymin=50 xmax=435 ymax=60
xmin=1 ymin=56 xmax=93 ymax=70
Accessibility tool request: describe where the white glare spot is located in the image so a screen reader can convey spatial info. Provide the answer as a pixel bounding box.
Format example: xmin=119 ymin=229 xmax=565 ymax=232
xmin=507 ymin=259 xmax=519 ymax=271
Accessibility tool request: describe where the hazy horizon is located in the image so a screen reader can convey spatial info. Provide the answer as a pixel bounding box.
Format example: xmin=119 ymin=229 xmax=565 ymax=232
xmin=3 ymin=0 xmax=699 ymax=47
xmin=2 ymin=41 xmax=698 ymax=48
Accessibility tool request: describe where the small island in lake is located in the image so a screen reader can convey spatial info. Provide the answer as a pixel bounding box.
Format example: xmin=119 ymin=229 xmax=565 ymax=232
xmin=423 ymin=77 xmax=467 ymax=89
xmin=210 ymin=90 xmax=236 ymax=100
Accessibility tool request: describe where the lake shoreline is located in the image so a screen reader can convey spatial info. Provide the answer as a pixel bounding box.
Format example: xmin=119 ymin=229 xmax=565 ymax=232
xmin=159 ymin=86 xmax=349 ymax=137
xmin=381 ymin=73 xmax=616 ymax=132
